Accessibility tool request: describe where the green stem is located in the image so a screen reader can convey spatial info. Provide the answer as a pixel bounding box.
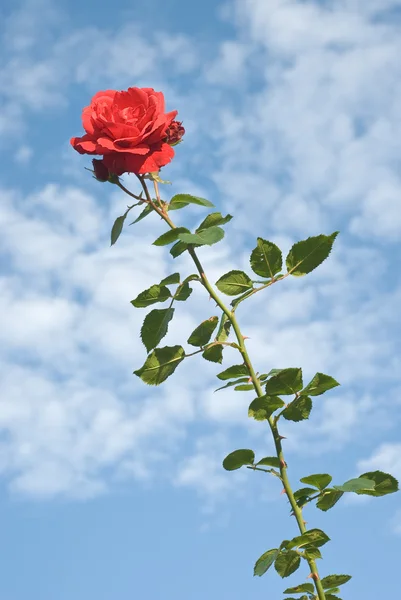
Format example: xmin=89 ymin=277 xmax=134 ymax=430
xmin=134 ymin=176 xmax=326 ymax=600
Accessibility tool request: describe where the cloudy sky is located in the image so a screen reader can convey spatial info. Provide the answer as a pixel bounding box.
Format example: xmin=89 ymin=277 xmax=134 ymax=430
xmin=1 ymin=0 xmax=401 ymax=598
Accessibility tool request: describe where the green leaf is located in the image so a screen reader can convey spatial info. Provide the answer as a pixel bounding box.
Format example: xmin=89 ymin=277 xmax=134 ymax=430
xmin=215 ymin=313 xmax=231 ymax=343
xmin=286 ymin=232 xmax=339 ymax=277
xmin=325 ymin=595 xmax=342 ymax=600
xmin=304 ymin=546 xmax=322 ymax=560
xmin=274 ymin=551 xmax=301 ymax=578
xmin=174 ymin=281 xmax=192 ymax=301
xmin=169 ymin=193 xmax=214 ymax=210
xmin=153 ymin=227 xmax=190 ymax=246
xmin=202 ymin=345 xmax=223 ymax=363
xmin=301 ymin=373 xmax=340 ymax=396
xmin=300 ymin=474 xmax=333 ymax=491
xmin=223 ymin=449 xmax=255 ymax=471
xmin=131 ymin=285 xmax=171 ymax=308
xmin=248 ymin=396 xmax=285 ymax=421
xmin=282 ymin=396 xmax=312 ymax=422
xmin=316 ymin=489 xmax=344 ymax=512
xmin=253 ymin=549 xmax=279 ymax=577
xmin=234 ymin=384 xmax=254 ymax=391
xmin=110 ymin=215 xmax=126 ymax=246
xmin=130 ymin=203 xmax=153 ymax=224
xmin=179 ymin=227 xmax=225 ymax=246
xmin=159 ymin=273 xmax=180 ymax=286
xmin=265 ymin=368 xmax=303 ymax=396
xmin=334 ymin=477 xmax=376 ymax=493
xmin=170 ymin=240 xmax=189 ymax=258
xmin=215 ymin=270 xmax=253 ymax=296
xmin=325 ymin=588 xmax=341 ymax=595
xmin=256 ymin=457 xmax=281 ymax=468
xmin=294 ymin=487 xmax=318 ymax=507
xmin=178 ymin=226 xmax=225 ymax=247
xmin=134 ymin=345 xmax=185 ymax=385
xmin=187 ymin=316 xmax=219 ymax=346
xmin=355 ymin=471 xmax=399 ymax=496
xmin=140 ymin=308 xmax=174 ymax=352
xmin=287 ymin=529 xmax=330 ymax=550
xmin=284 ymin=584 xmax=315 ymax=595
xmin=196 ymin=212 xmax=233 ymax=232
xmin=215 ymin=377 xmax=250 ymax=392
xmin=321 ymin=575 xmax=351 ymax=590
xmin=250 ymin=237 xmax=283 ymax=278
xmin=217 ymin=364 xmax=249 ymax=380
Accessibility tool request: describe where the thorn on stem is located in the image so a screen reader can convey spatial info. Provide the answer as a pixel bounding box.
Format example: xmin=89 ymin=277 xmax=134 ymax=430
xmin=280 ymin=459 xmax=287 ymax=468
xmin=279 ymin=435 xmax=287 ymax=440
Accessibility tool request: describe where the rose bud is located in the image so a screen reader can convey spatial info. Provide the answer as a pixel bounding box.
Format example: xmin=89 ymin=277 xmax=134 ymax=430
xmin=165 ymin=120 xmax=185 ymax=146
xmin=92 ymin=159 xmax=110 ymax=182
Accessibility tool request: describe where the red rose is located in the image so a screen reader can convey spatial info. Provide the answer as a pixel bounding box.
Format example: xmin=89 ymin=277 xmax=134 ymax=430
xmin=165 ymin=120 xmax=185 ymax=145
xmin=70 ymin=87 xmax=180 ymax=176
xmin=92 ymin=158 xmax=110 ymax=182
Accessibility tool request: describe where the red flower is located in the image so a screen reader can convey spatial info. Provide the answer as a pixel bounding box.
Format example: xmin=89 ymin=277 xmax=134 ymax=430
xmin=70 ymin=87 xmax=179 ymax=176
xmin=92 ymin=159 xmax=110 ymax=182
xmin=165 ymin=120 xmax=185 ymax=145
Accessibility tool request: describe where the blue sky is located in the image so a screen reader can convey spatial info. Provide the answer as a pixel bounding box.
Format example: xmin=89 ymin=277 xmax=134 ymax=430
xmin=1 ymin=0 xmax=401 ymax=598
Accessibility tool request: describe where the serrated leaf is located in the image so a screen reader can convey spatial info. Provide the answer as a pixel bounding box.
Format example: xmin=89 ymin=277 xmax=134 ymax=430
xmin=178 ymin=226 xmax=225 ymax=246
xmin=321 ymin=575 xmax=351 ymax=590
xmin=217 ymin=364 xmax=249 ymax=380
xmin=215 ymin=377 xmax=250 ymax=392
xmin=325 ymin=588 xmax=341 ymax=595
xmin=282 ymin=396 xmax=312 ymax=422
xmin=159 ymin=273 xmax=181 ymax=286
xmin=316 ymin=489 xmax=344 ymax=512
xmin=131 ymin=285 xmax=171 ymax=308
xmin=286 ymin=232 xmax=339 ymax=277
xmin=274 ymin=551 xmax=301 ymax=578
xmin=256 ymin=457 xmax=281 ymax=468
xmin=334 ymin=477 xmax=375 ymax=493
xmin=130 ymin=203 xmax=153 ymax=224
xmin=248 ymin=396 xmax=285 ymax=421
xmin=250 ymin=237 xmax=283 ymax=278
xmin=110 ymin=215 xmax=126 ymax=246
xmin=196 ymin=212 xmax=233 ymax=232
xmin=287 ymin=529 xmax=330 ymax=550
xmin=153 ymin=227 xmax=189 ymax=246
xmin=170 ymin=240 xmax=189 ymax=258
xmin=134 ymin=345 xmax=185 ymax=385
xmin=223 ymin=449 xmax=255 ymax=471
xmin=355 ymin=471 xmax=399 ymax=496
xmin=300 ymin=474 xmax=333 ymax=491
xmin=215 ymin=270 xmax=253 ymax=296
xmin=284 ymin=583 xmax=315 ymax=595
xmin=325 ymin=595 xmax=342 ymax=600
xmin=187 ymin=316 xmax=219 ymax=346
xmin=140 ymin=308 xmax=174 ymax=352
xmin=265 ymin=368 xmax=303 ymax=396
xmin=169 ymin=193 xmax=214 ymax=210
xmin=174 ymin=281 xmax=192 ymax=301
xmin=304 ymin=546 xmax=322 ymax=560
xmin=253 ymin=549 xmax=279 ymax=577
xmin=202 ymin=345 xmax=223 ymax=363
xmin=301 ymin=373 xmax=340 ymax=396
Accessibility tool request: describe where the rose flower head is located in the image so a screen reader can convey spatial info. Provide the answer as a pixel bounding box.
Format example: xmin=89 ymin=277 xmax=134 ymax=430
xmin=70 ymin=87 xmax=180 ymax=176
